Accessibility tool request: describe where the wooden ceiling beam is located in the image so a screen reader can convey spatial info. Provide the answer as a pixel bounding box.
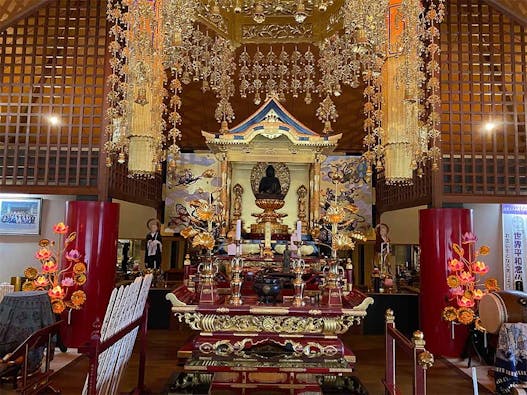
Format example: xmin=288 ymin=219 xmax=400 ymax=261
xmin=0 ymin=0 xmax=53 ymax=32
xmin=482 ymin=0 xmax=527 ymax=27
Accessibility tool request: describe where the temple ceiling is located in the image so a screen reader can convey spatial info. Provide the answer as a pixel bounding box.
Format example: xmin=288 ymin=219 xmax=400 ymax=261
xmin=0 ymin=0 xmax=525 ymax=153
xmin=0 ymin=0 xmax=50 ymax=30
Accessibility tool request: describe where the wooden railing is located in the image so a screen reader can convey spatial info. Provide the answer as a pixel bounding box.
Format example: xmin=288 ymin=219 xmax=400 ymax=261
xmin=383 ymin=309 xmax=435 ymax=395
xmin=78 ymin=275 xmax=152 ymax=395
xmin=78 ymin=306 xmax=148 ymax=395
xmin=0 ymin=320 xmax=63 ymax=394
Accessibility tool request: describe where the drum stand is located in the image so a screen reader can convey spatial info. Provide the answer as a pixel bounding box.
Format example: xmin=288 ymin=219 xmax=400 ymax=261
xmin=461 ymin=327 xmax=495 ymax=367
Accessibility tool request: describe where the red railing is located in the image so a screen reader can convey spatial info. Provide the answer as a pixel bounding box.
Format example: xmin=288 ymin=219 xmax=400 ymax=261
xmin=1 ymin=320 xmax=63 ymax=394
xmin=383 ymin=309 xmax=435 ymax=395
xmin=78 ymin=306 xmax=148 ymax=395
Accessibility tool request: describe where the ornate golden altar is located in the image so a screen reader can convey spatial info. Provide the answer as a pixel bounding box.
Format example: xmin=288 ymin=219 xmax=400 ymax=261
xmin=167 ymin=260 xmax=373 ymax=394
xmin=202 ymin=97 xmax=341 ymax=238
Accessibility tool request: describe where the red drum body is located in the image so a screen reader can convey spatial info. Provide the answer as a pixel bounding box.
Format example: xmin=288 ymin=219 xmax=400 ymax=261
xmin=479 ymin=291 xmax=527 ymax=334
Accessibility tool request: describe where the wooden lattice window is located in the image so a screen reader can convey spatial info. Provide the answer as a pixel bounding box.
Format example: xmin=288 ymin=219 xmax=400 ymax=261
xmin=0 ymin=0 xmax=107 ymax=191
xmin=441 ymin=0 xmax=527 ymax=197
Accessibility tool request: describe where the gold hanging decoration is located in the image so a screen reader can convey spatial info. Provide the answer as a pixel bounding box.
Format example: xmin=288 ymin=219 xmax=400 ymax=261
xmin=104 ymin=0 xmax=444 ymax=184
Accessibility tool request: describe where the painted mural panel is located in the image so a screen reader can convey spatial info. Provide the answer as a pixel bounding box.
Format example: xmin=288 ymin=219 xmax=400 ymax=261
xmin=320 ymin=155 xmax=373 ymax=235
xmin=164 ymin=153 xmax=219 ymax=233
xmin=164 ymin=153 xmax=373 ymax=238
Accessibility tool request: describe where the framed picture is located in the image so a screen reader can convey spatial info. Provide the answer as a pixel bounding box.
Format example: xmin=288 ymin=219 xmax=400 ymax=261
xmin=0 ymin=198 xmax=42 ymax=235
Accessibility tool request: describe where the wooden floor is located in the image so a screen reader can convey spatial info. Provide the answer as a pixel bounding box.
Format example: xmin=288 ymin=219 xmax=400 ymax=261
xmin=50 ymin=323 xmax=492 ymax=395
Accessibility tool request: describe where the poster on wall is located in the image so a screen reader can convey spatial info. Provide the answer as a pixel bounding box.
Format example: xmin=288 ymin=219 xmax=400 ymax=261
xmin=164 ymin=153 xmax=219 ymax=233
xmin=320 ymin=155 xmax=373 ymax=235
xmin=502 ymin=204 xmax=527 ymax=291
xmin=0 ymin=198 xmax=42 ymax=235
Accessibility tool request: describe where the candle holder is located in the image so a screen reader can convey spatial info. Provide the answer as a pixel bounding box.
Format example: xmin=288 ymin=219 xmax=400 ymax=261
xmin=229 ymin=242 xmax=244 ymax=305
xmin=292 ymin=257 xmax=306 ymax=307
xmin=197 ymin=253 xmax=219 ymax=304
xmin=292 ymin=240 xmax=306 ymax=307
xmin=344 ymin=258 xmax=353 ymax=293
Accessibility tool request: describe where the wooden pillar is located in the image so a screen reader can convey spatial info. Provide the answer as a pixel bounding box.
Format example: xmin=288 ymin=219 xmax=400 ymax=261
xmin=61 ymin=201 xmax=120 ymax=347
xmin=419 ymin=208 xmax=471 ymax=356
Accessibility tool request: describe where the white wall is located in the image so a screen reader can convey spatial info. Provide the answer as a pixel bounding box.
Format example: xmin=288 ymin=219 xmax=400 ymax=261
xmin=464 ymin=204 xmax=503 ymax=284
xmin=112 ymin=199 xmax=157 ymax=239
xmin=0 ymin=194 xmax=71 ymax=283
xmin=381 ymin=203 xmax=503 ymax=284
xmin=380 ymin=205 xmax=425 ymax=245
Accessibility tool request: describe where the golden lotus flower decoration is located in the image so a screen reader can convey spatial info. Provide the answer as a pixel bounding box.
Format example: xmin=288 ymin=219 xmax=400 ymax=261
xmin=344 ymin=203 xmax=359 ymax=214
xmin=196 ymin=203 xmax=215 ymax=222
xmin=24 ymin=267 xmax=38 ymax=280
xmin=180 ymin=226 xmax=199 ymax=239
xmin=192 ymin=232 xmax=215 ymax=251
xmin=333 ymin=234 xmax=355 ymax=251
xmin=22 ymin=222 xmax=87 ymax=314
xmin=324 ymin=205 xmax=345 ymax=224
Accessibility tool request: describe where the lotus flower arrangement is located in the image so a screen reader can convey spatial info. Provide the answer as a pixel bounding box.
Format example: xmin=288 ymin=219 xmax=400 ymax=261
xmin=22 ymin=222 xmax=87 ymax=314
xmin=442 ymin=232 xmax=499 ymax=328
xmin=319 ymin=167 xmax=365 ymax=255
xmin=180 ymin=177 xmax=224 ymax=253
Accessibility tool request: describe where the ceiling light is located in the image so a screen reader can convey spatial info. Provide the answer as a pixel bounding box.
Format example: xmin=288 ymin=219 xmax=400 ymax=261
xmin=484 ymin=121 xmax=497 ymax=132
xmin=47 ymin=115 xmax=61 ymax=126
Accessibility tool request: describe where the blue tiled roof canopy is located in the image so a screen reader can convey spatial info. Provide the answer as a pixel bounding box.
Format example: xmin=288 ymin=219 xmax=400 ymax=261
xmin=228 ymin=99 xmax=317 ymax=136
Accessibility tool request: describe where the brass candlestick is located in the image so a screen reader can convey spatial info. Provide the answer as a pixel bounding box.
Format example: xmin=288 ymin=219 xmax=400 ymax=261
xmin=292 ymin=241 xmax=306 ymax=307
xmin=229 ymin=241 xmax=244 ymax=305
xmin=322 ymin=259 xmax=345 ymax=306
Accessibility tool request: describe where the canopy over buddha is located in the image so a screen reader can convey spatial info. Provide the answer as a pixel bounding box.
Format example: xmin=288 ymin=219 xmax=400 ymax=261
xmin=202 ymin=98 xmax=342 ymax=163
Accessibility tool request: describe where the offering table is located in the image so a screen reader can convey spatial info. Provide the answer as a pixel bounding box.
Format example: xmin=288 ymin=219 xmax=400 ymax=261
xmin=167 ymin=265 xmax=373 ymax=394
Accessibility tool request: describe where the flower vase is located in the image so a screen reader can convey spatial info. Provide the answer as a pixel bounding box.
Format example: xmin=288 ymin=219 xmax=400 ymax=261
xmin=197 ymin=255 xmax=219 ymax=304
xmin=322 ymin=260 xmax=344 ymax=306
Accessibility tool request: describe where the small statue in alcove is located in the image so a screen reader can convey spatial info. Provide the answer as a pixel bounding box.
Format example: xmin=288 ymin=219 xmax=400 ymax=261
xmin=145 ymin=218 xmax=162 ymax=269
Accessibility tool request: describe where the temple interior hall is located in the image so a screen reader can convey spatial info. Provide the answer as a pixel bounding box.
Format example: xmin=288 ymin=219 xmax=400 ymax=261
xmin=0 ymin=0 xmax=526 ymax=394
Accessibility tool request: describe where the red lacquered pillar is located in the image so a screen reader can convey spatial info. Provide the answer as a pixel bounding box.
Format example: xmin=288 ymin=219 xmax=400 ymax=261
xmin=62 ymin=201 xmax=120 ymax=347
xmin=419 ymin=208 xmax=472 ymax=357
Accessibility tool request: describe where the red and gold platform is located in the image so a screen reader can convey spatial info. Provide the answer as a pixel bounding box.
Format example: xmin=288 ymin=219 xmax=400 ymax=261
xmin=167 ymin=261 xmax=373 ymax=395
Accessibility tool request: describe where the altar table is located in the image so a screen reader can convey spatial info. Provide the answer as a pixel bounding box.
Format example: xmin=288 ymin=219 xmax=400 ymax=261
xmin=167 ymin=286 xmax=373 ymax=394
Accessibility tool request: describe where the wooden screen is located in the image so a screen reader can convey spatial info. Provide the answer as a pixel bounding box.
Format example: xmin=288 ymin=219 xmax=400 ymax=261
xmin=108 ymin=163 xmax=163 ymax=209
xmin=441 ymin=0 xmax=527 ymax=199
xmin=0 ymin=0 xmax=106 ymax=193
xmin=375 ymin=166 xmax=432 ymax=214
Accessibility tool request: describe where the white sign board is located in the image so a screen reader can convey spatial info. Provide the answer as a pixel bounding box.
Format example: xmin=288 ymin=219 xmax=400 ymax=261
xmin=502 ymin=204 xmax=527 ymax=291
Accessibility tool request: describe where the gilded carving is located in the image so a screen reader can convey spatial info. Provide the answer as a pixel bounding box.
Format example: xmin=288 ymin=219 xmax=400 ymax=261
xmin=231 ymin=183 xmax=244 ymax=223
xmin=175 ymin=312 xmax=360 ymax=334
xmin=197 ymin=337 xmax=341 ymax=359
xmin=297 ymin=184 xmax=308 ymax=228
xmin=242 ymin=24 xmax=313 ymax=41
xmin=417 ymin=350 xmax=434 ymax=369
xmin=241 ymin=1 xmax=314 ymax=16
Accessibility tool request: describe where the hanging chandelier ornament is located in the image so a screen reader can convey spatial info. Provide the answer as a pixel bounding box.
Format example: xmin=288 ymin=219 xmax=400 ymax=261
xmin=105 ymin=0 xmax=196 ymax=178
xmin=351 ymin=0 xmax=445 ymax=185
